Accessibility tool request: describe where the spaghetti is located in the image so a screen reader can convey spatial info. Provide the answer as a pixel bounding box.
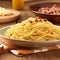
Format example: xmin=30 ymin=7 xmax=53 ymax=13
xmin=5 ymin=17 xmax=60 ymax=41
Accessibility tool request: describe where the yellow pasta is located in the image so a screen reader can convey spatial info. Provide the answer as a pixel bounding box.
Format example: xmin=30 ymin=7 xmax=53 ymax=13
xmin=5 ymin=17 xmax=60 ymax=41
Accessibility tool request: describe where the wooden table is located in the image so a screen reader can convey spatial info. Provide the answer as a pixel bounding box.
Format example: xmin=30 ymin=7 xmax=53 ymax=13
xmin=0 ymin=0 xmax=60 ymax=60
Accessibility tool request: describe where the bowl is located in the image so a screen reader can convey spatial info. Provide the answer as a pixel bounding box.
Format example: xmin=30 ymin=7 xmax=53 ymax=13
xmin=0 ymin=25 xmax=60 ymax=49
xmin=0 ymin=9 xmax=20 ymax=23
xmin=30 ymin=2 xmax=60 ymax=23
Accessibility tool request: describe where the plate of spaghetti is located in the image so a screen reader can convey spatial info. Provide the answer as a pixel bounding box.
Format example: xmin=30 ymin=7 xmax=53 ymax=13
xmin=0 ymin=17 xmax=60 ymax=49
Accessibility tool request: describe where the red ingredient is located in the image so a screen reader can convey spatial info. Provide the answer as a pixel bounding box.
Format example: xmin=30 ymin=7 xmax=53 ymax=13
xmin=43 ymin=19 xmax=47 ymax=22
xmin=35 ymin=19 xmax=39 ymax=22
xmin=35 ymin=17 xmax=41 ymax=22
xmin=10 ymin=34 xmax=12 ymax=36
xmin=29 ymin=21 xmax=33 ymax=23
xmin=51 ymin=32 xmax=53 ymax=34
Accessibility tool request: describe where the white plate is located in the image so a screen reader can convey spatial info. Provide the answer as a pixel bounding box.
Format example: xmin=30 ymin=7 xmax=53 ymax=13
xmin=0 ymin=9 xmax=21 ymax=23
xmin=0 ymin=25 xmax=60 ymax=49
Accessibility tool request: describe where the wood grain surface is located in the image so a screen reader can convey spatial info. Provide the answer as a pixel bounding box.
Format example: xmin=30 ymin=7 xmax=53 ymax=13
xmin=0 ymin=0 xmax=60 ymax=60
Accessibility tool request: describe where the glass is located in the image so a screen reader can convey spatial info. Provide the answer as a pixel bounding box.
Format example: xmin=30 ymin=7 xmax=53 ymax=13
xmin=12 ymin=0 xmax=24 ymax=10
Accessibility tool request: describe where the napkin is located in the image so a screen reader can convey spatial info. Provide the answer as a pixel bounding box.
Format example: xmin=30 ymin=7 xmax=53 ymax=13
xmin=0 ymin=37 xmax=60 ymax=56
